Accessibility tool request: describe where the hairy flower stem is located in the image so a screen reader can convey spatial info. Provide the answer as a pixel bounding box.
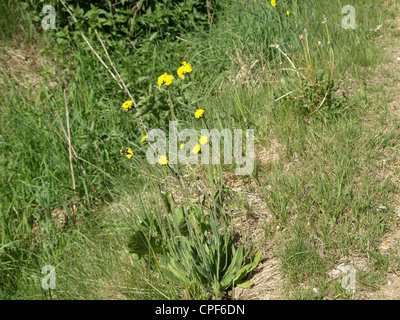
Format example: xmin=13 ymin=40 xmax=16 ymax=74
xmin=167 ymin=87 xmax=184 ymax=178
xmin=167 ymin=165 xmax=189 ymax=207
xmin=188 ymin=74 xmax=201 ymax=110
xmin=167 ymin=88 xmax=175 ymax=122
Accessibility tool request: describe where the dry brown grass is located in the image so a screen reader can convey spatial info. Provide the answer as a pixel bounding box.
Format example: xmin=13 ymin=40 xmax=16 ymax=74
xmin=0 ymin=41 xmax=59 ymax=92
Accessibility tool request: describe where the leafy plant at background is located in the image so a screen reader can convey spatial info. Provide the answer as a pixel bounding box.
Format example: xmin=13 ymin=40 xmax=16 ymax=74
xmin=31 ymin=0 xmax=212 ymax=50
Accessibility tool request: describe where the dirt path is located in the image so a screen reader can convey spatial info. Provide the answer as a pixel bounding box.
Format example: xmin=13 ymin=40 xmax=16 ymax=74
xmin=364 ymin=14 xmax=400 ymax=300
xmin=235 ymin=13 xmax=400 ymax=300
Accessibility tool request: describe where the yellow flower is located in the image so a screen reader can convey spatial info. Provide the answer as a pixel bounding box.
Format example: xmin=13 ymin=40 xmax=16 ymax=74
xmin=199 ymin=136 xmax=208 ymax=145
xmin=286 ymin=10 xmax=290 ymax=16
xmin=271 ymin=0 xmax=276 ymax=6
xmin=183 ymin=61 xmax=192 ymax=72
xmin=141 ymin=135 xmax=148 ymax=143
xmin=177 ymin=66 xmax=185 ymax=79
xmin=192 ymin=144 xmax=201 ymax=154
xmin=158 ymin=155 xmax=168 ymax=166
xmin=177 ymin=61 xmax=193 ymax=79
xmin=194 ymin=108 xmax=205 ymax=119
xmin=158 ymin=72 xmax=174 ymax=87
xmin=180 ymin=143 xmax=185 ymax=149
xmin=122 ymin=100 xmax=133 ymax=111
xmin=120 ymin=147 xmax=133 ymax=159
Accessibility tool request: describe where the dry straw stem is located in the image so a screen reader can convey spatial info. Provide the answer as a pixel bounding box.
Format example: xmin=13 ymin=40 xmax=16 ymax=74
xmin=59 ymin=0 xmax=146 ymax=134
xmin=271 ymin=45 xmax=305 ymax=102
xmin=300 ymin=30 xmax=315 ymax=86
xmin=62 ymin=87 xmax=79 ymax=221
xmin=49 ymin=107 xmax=87 ymax=178
xmin=94 ymin=29 xmax=135 ymax=107
xmin=271 ymin=44 xmax=304 ymax=83
xmin=59 ymin=0 xmax=123 ymax=90
xmin=274 ymin=89 xmax=299 ymax=102
xmin=94 ymin=29 xmax=146 ymax=133
xmin=207 ymin=0 xmax=211 ymax=22
xmin=132 ymin=0 xmax=143 ymax=22
xmin=64 ymin=88 xmax=76 ymax=191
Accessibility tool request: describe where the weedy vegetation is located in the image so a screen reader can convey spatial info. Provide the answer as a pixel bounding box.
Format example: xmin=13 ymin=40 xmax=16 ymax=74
xmin=1 ymin=0 xmax=399 ymax=300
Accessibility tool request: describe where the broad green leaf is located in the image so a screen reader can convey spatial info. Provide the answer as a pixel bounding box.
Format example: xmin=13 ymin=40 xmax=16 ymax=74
xmin=236 ymin=281 xmax=254 ymax=289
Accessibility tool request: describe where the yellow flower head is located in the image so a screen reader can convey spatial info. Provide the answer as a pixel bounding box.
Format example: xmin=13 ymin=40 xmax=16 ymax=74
xmin=141 ymin=135 xmax=148 ymax=143
xmin=122 ymin=100 xmax=133 ymax=111
xmin=177 ymin=66 xmax=186 ymax=79
xmin=158 ymin=155 xmax=168 ymax=166
xmin=199 ymin=136 xmax=208 ymax=145
xmin=180 ymin=143 xmax=185 ymax=149
xmin=158 ymin=72 xmax=174 ymax=87
xmin=177 ymin=61 xmax=193 ymax=79
xmin=194 ymin=108 xmax=205 ymax=119
xmin=120 ymin=147 xmax=133 ymax=159
xmin=183 ymin=61 xmax=192 ymax=71
xmin=286 ymin=10 xmax=290 ymax=16
xmin=271 ymin=0 xmax=276 ymax=6
xmin=192 ymin=144 xmax=201 ymax=154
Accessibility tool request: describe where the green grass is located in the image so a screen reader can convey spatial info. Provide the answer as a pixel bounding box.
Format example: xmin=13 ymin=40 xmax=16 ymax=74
xmin=1 ymin=0 xmax=399 ymax=299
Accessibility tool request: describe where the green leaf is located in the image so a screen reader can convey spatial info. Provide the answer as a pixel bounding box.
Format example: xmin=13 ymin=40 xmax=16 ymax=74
xmin=248 ymin=251 xmax=262 ymax=273
xmin=236 ymin=281 xmax=254 ymax=289
xmin=173 ymin=207 xmax=188 ymax=236
xmin=127 ymin=231 xmax=149 ymax=257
